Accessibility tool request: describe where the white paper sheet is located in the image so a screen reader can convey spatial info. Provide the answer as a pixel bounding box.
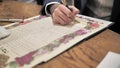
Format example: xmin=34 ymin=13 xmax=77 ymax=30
xmin=0 ymin=15 xmax=113 ymax=68
xmin=0 ymin=17 xmax=84 ymax=57
xmin=97 ymin=51 xmax=120 ymax=68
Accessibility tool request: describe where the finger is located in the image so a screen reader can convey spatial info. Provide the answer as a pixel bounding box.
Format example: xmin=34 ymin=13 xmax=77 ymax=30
xmin=69 ymin=6 xmax=80 ymax=15
xmin=58 ymin=5 xmax=73 ymax=17
xmin=58 ymin=12 xmax=75 ymax=25
xmin=53 ymin=7 xmax=73 ymax=25
xmin=52 ymin=6 xmax=65 ymax=25
xmin=52 ymin=12 xmax=67 ymax=25
xmin=57 ymin=10 xmax=73 ymax=24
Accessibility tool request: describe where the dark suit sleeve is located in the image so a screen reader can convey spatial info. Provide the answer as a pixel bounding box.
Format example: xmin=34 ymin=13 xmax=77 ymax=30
xmin=36 ymin=0 xmax=44 ymax=5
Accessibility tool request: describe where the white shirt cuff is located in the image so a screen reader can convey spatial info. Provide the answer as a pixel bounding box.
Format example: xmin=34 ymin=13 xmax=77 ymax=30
xmin=45 ymin=2 xmax=60 ymax=16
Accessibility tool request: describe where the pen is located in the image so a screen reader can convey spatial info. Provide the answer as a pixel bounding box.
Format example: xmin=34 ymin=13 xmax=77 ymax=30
xmin=0 ymin=19 xmax=23 ymax=22
xmin=2 ymin=18 xmax=24 ymax=29
xmin=61 ymin=0 xmax=80 ymax=23
xmin=3 ymin=22 xmax=20 ymax=29
xmin=66 ymin=5 xmax=81 ymax=23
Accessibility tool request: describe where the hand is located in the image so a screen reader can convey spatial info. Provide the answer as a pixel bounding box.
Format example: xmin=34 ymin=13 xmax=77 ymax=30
xmin=51 ymin=4 xmax=80 ymax=25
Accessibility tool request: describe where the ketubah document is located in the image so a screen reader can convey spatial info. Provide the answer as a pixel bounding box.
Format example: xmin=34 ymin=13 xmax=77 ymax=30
xmin=0 ymin=14 xmax=113 ymax=68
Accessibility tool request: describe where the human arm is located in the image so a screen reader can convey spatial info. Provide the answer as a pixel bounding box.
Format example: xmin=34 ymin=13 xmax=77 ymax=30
xmin=51 ymin=4 xmax=79 ymax=25
xmin=41 ymin=0 xmax=87 ymax=25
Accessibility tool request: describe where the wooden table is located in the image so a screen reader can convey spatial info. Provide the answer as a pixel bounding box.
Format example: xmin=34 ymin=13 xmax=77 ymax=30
xmin=0 ymin=1 xmax=41 ymax=26
xmin=0 ymin=1 xmax=120 ymax=68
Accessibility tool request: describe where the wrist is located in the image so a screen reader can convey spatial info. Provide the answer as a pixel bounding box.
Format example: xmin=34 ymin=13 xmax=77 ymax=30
xmin=50 ymin=4 xmax=60 ymax=14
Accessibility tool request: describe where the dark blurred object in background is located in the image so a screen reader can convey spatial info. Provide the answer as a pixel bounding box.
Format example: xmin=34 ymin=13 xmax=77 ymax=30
xmin=110 ymin=0 xmax=120 ymax=34
xmin=0 ymin=0 xmax=3 ymax=2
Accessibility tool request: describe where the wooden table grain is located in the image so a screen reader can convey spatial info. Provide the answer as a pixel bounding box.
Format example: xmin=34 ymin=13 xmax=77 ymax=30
xmin=0 ymin=1 xmax=120 ymax=68
xmin=0 ymin=1 xmax=41 ymax=26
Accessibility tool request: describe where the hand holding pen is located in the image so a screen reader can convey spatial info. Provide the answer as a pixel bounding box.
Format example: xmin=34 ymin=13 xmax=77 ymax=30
xmin=50 ymin=0 xmax=80 ymax=25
